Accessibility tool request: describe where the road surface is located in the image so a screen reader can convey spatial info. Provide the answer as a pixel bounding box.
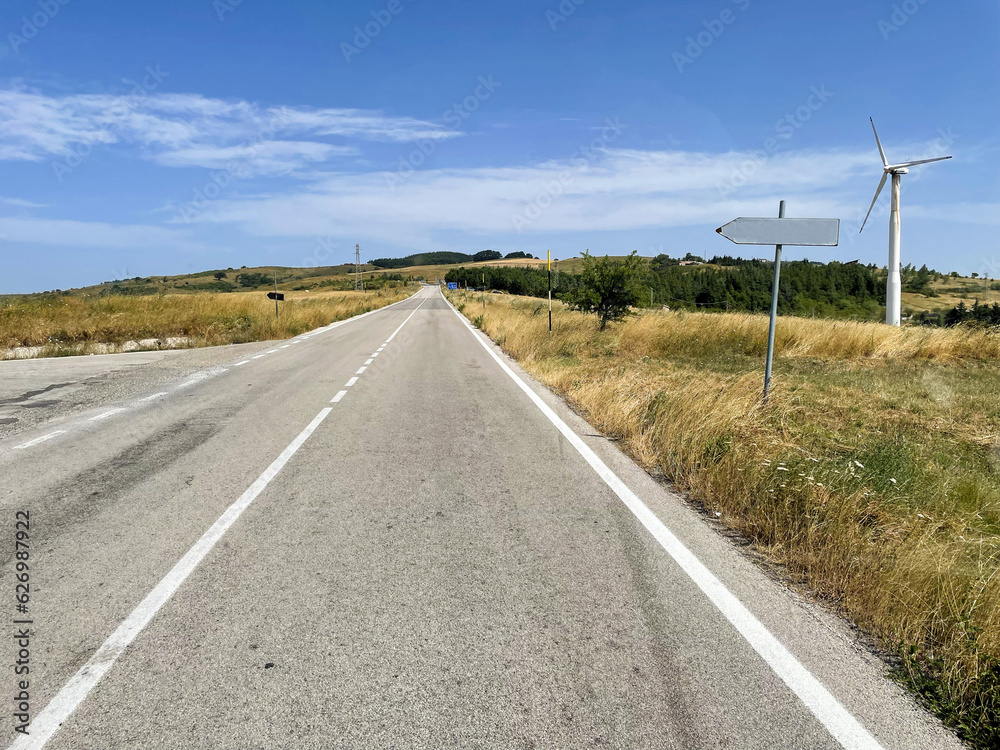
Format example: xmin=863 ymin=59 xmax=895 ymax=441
xmin=0 ymin=286 xmax=960 ymax=749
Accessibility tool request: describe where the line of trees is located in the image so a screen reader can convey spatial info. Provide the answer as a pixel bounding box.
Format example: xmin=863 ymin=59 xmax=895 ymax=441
xmin=445 ymin=253 xmax=888 ymax=321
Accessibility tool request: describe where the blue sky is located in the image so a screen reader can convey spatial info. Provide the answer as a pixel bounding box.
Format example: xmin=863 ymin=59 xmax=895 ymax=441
xmin=0 ymin=0 xmax=997 ymax=293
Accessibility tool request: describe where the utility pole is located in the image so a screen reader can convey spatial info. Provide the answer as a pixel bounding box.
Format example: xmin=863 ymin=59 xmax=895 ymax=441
xmin=354 ymin=244 xmax=362 ymax=291
xmin=482 ymin=272 xmax=486 ymax=311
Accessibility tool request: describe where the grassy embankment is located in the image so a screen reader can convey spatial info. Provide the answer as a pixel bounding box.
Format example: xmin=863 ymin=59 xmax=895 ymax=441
xmin=0 ymin=287 xmax=415 ymax=358
xmin=448 ymin=290 xmax=999 ymax=748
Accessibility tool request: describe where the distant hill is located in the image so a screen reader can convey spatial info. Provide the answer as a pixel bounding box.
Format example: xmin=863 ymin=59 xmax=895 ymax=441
xmin=369 ymin=252 xmax=474 ymax=269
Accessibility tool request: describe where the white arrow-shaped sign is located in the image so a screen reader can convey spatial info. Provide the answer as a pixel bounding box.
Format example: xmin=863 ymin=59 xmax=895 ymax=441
xmin=716 ymin=217 xmax=840 ymax=246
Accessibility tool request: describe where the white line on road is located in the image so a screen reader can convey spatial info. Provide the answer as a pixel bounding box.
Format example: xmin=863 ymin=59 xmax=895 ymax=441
xmin=383 ymin=297 xmax=426 ymax=345
xmin=267 ymin=349 xmax=279 ymax=354
xmin=9 ymin=407 xmax=336 ymax=750
xmin=89 ymin=409 xmax=125 ymax=422
xmin=331 ymin=391 xmax=347 ymax=403
xmin=280 ymin=345 xmax=291 ymax=349
xmin=140 ymin=392 xmax=169 ymax=402
xmin=443 ymin=291 xmax=885 ymax=750
xmin=13 ymin=431 xmax=67 ymax=450
xmin=252 ymin=355 xmax=266 ymax=360
xmin=356 ymin=366 xmax=367 ymax=374
xmin=364 ymin=358 xmax=374 ymax=365
xmin=345 ymin=377 xmax=358 ymax=388
xmin=234 ymin=361 xmax=250 ymax=367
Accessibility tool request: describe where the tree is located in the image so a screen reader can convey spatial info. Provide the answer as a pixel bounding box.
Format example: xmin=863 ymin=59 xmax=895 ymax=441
xmin=564 ymin=251 xmax=644 ymax=329
xmin=473 ymin=249 xmax=503 ymax=262
xmin=214 ymin=271 xmax=227 ymax=280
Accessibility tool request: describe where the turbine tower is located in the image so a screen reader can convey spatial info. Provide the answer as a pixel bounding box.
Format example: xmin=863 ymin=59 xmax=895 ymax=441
xmin=859 ymin=118 xmax=951 ymax=326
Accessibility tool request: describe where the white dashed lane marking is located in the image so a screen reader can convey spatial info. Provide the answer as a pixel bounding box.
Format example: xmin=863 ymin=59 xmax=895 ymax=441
xmin=89 ymin=409 xmax=125 ymax=422
xmin=13 ymin=431 xmax=67 ymax=450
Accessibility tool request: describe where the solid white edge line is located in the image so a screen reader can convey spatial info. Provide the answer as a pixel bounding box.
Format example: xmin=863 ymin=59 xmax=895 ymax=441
xmin=13 ymin=431 xmax=67 ymax=450
xmin=345 ymin=377 xmax=358 ymax=388
xmin=331 ymin=391 xmax=347 ymax=403
xmin=440 ymin=289 xmax=885 ymax=750
xmin=9 ymin=407 xmax=336 ymax=750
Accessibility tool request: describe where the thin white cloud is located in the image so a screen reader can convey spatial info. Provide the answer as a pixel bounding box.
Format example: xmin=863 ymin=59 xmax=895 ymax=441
xmin=0 ymin=197 xmax=46 ymax=209
xmin=908 ymin=203 xmax=1000 ymax=226
xmin=175 ymin=147 xmax=877 ymax=242
xmin=152 ymin=141 xmax=359 ymax=176
xmin=0 ymin=87 xmax=461 ymax=174
xmin=0 ymin=216 xmax=208 ymax=252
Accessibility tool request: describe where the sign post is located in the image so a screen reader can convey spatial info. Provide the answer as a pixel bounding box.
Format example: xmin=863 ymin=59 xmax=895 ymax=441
xmin=547 ymin=250 xmax=552 ymax=333
xmin=716 ymin=207 xmax=840 ymax=406
xmin=273 ymin=272 xmax=279 ymax=321
xmin=763 ymin=201 xmax=785 ymax=407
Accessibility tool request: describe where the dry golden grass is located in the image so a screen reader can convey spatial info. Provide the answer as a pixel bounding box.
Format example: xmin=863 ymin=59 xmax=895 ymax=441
xmin=0 ymin=287 xmax=415 ymax=356
xmin=450 ymin=290 xmax=1000 ymax=747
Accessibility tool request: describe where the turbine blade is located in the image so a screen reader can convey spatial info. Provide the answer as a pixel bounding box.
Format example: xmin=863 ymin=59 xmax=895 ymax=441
xmin=870 ymin=117 xmax=888 ymax=167
xmin=859 ymin=171 xmax=888 ymax=234
xmin=890 ymin=155 xmax=953 ymax=169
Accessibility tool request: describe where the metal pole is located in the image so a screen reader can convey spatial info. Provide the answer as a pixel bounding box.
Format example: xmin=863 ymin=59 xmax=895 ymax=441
xmin=886 ymin=172 xmax=902 ymax=326
xmin=763 ymin=200 xmax=785 ymax=407
xmin=273 ymin=271 xmax=279 ymax=321
xmin=548 ymin=250 xmax=552 ymax=333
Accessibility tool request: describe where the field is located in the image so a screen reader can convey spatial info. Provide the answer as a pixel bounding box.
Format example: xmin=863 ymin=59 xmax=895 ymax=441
xmin=903 ymin=276 xmax=1000 ymax=315
xmin=0 ymin=287 xmax=415 ymax=358
xmin=447 ymin=289 xmax=1000 ymax=748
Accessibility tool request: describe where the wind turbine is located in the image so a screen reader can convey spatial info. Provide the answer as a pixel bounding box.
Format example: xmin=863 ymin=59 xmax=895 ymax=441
xmin=859 ymin=118 xmax=951 ymax=326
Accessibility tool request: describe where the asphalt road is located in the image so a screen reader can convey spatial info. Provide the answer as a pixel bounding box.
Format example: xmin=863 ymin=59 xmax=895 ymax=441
xmin=0 ymin=286 xmax=961 ymax=749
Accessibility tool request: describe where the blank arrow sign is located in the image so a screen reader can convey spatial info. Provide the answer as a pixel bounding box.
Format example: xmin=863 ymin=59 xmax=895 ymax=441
xmin=716 ymin=217 xmax=840 ymax=246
